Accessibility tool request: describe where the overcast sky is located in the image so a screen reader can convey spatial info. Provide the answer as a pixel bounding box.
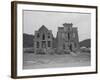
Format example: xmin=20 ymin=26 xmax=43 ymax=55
xmin=23 ymin=10 xmax=91 ymax=41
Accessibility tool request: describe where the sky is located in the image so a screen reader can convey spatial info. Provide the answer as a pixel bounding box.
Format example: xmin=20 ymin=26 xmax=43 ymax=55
xmin=23 ymin=10 xmax=91 ymax=41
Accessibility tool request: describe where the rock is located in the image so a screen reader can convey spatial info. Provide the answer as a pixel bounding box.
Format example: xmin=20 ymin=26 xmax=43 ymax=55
xmin=70 ymin=52 xmax=77 ymax=56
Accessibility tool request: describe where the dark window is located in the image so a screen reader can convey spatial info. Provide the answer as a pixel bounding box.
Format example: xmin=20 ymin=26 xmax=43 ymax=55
xmin=63 ymin=44 xmax=65 ymax=49
xmin=48 ymin=35 xmax=50 ymax=38
xmin=42 ymin=34 xmax=45 ymax=40
xmin=48 ymin=41 xmax=51 ymax=47
xmin=42 ymin=41 xmax=46 ymax=48
xmin=37 ymin=42 xmax=39 ymax=48
xmin=68 ymin=33 xmax=70 ymax=40
xmin=48 ymin=33 xmax=50 ymax=38
xmin=37 ymin=33 xmax=40 ymax=38
xmin=69 ymin=44 xmax=72 ymax=51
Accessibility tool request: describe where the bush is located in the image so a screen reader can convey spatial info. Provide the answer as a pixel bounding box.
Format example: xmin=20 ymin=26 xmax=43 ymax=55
xmin=24 ymin=48 xmax=34 ymax=53
xmin=80 ymin=47 xmax=90 ymax=53
xmin=55 ymin=49 xmax=65 ymax=55
xmin=36 ymin=49 xmax=46 ymax=54
xmin=64 ymin=50 xmax=70 ymax=54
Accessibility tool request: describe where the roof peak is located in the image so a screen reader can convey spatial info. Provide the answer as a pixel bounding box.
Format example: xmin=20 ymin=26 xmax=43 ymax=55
xmin=38 ymin=25 xmax=48 ymax=32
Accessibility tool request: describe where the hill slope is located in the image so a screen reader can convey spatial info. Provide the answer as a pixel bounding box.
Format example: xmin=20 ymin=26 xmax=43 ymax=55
xmin=79 ymin=39 xmax=91 ymax=48
xmin=23 ymin=33 xmax=34 ymax=48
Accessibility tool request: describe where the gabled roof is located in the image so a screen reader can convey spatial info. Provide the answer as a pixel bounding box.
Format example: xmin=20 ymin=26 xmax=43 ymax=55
xmin=38 ymin=25 xmax=48 ymax=32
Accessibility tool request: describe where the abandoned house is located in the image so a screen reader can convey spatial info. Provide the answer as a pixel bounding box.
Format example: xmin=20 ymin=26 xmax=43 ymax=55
xmin=34 ymin=23 xmax=79 ymax=54
xmin=34 ymin=25 xmax=53 ymax=53
xmin=56 ymin=23 xmax=79 ymax=52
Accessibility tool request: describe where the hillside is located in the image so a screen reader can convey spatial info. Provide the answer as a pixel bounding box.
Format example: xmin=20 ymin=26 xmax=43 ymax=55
xmin=23 ymin=33 xmax=34 ymax=48
xmin=79 ymin=39 xmax=91 ymax=48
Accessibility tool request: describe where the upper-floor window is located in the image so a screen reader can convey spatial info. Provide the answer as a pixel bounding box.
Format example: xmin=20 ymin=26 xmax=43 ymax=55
xmin=48 ymin=36 xmax=50 ymax=38
xmin=42 ymin=34 xmax=45 ymax=40
xmin=37 ymin=33 xmax=40 ymax=38
xmin=48 ymin=33 xmax=50 ymax=38
xmin=68 ymin=33 xmax=70 ymax=40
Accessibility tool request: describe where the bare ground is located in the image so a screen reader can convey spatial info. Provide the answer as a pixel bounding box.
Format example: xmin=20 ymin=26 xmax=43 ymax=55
xmin=23 ymin=52 xmax=91 ymax=69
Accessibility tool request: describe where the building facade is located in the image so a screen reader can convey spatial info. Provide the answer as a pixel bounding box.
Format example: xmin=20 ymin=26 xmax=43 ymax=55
xmin=56 ymin=23 xmax=79 ymax=52
xmin=34 ymin=25 xmax=53 ymax=53
xmin=34 ymin=23 xmax=79 ymax=54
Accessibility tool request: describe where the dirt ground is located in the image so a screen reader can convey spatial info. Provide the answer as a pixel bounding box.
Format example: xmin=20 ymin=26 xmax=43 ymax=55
xmin=23 ymin=51 xmax=91 ymax=69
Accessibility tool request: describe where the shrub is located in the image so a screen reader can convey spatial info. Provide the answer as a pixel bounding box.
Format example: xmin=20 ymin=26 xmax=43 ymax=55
xmin=55 ymin=49 xmax=65 ymax=55
xmin=80 ymin=47 xmax=90 ymax=53
xmin=24 ymin=48 xmax=34 ymax=53
xmin=46 ymin=48 xmax=55 ymax=55
xmin=36 ymin=49 xmax=46 ymax=54
xmin=64 ymin=50 xmax=70 ymax=54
